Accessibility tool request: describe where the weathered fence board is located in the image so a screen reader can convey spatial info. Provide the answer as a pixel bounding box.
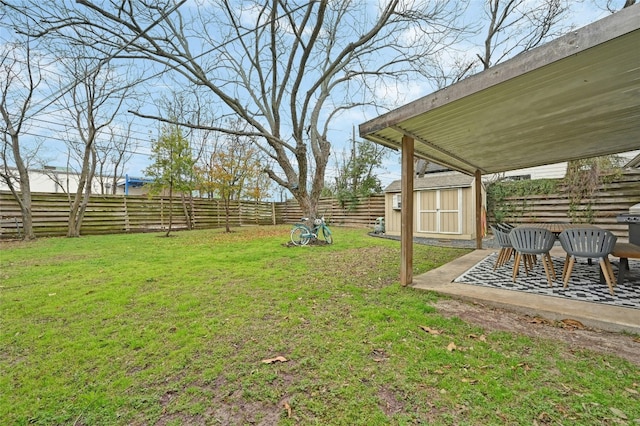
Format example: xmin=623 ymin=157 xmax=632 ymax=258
xmin=488 ymin=170 xmax=640 ymax=238
xmin=278 ymin=195 xmax=385 ymax=228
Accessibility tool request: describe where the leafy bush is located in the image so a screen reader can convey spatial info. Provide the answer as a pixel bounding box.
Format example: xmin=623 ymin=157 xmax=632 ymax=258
xmin=487 ymin=179 xmax=558 ymax=223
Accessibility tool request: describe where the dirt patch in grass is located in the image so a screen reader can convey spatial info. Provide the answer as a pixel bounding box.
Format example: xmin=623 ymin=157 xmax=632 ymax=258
xmin=207 ymin=394 xmax=283 ymax=426
xmin=377 ymin=386 xmax=405 ymax=416
xmin=434 ymin=299 xmax=640 ymax=365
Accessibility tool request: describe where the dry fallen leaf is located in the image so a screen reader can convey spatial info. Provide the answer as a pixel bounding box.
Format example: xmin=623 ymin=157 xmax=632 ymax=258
xmin=283 ymin=401 xmax=292 ymax=418
xmin=538 ymin=412 xmax=552 ymax=423
xmin=609 ymin=407 xmax=627 ymax=419
xmin=468 ymin=334 xmax=487 ymax=342
xmin=461 ymin=378 xmax=478 ymax=384
xmin=371 ymin=348 xmax=388 ymax=362
xmin=261 ymin=356 xmax=288 ymax=364
xmin=447 ymin=342 xmax=457 ymax=352
xmin=513 ymin=362 xmax=532 ymax=372
xmin=560 ymin=319 xmax=586 ymax=329
xmin=419 ymin=325 xmax=442 ymax=335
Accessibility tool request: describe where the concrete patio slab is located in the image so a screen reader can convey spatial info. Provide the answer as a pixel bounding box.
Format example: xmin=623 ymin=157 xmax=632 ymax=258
xmin=411 ymin=248 xmax=640 ymax=334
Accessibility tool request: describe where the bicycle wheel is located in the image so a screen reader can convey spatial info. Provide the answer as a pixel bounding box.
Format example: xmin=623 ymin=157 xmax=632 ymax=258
xmin=291 ymin=225 xmax=311 ymax=246
xmin=320 ymin=225 xmax=333 ymax=244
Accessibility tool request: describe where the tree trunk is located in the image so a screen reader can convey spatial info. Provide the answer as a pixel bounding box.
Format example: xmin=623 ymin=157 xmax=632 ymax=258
xmin=68 ymin=141 xmax=96 ymax=237
xmin=166 ymin=180 xmax=174 ymax=237
xmin=181 ymin=193 xmax=193 ymax=230
xmin=8 ymin=133 xmax=36 ymax=240
xmin=224 ymin=197 xmax=231 ymax=232
xmin=293 ymin=191 xmax=318 ymax=219
xmin=6 ymin=176 xmax=36 ymax=240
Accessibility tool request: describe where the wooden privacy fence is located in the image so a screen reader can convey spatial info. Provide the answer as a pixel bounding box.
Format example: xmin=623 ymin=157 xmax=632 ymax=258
xmin=0 ymin=193 xmax=268 ymax=238
xmin=0 ymin=192 xmax=385 ymax=238
xmin=4 ymin=168 xmax=636 ymax=240
xmin=277 ymin=195 xmax=385 ymax=227
xmin=487 ymin=169 xmax=640 ymax=238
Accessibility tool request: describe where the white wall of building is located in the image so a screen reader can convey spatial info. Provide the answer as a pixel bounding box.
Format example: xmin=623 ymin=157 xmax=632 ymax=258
xmin=483 ymin=150 xmax=640 ymax=182
xmin=1 ymin=168 xmax=158 ymax=196
xmin=1 ymin=168 xmax=111 ymax=194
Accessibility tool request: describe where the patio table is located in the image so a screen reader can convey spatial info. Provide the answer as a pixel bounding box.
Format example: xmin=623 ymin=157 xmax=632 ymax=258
xmin=515 ymin=223 xmax=601 ymax=236
xmin=611 ymin=242 xmax=640 ymax=284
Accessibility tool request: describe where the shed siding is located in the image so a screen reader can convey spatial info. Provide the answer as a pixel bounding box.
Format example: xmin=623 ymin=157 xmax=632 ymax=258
xmin=386 ymin=186 xmax=476 ymax=240
xmin=440 ymin=189 xmax=460 ymax=234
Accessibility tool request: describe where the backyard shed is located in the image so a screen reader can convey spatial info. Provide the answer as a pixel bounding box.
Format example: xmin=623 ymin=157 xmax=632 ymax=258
xmin=384 ymin=171 xmax=484 ymax=240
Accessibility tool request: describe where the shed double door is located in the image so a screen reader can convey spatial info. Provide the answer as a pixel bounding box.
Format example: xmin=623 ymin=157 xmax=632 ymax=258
xmin=418 ymin=188 xmax=462 ymax=234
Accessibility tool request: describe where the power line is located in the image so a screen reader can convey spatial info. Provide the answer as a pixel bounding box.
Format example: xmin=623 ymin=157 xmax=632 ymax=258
xmin=17 ymin=127 xmax=345 ymax=177
xmin=17 ymin=130 xmax=151 ymax=157
xmin=24 ymin=0 xmax=188 ymax=120
xmin=24 ymin=116 xmax=157 ymax=143
xmin=20 ymin=1 xmax=316 ymax=123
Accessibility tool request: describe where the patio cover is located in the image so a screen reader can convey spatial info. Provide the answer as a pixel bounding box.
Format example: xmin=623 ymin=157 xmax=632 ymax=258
xmin=359 ymin=4 xmax=640 ymax=285
xmin=359 ymin=5 xmax=639 ymax=175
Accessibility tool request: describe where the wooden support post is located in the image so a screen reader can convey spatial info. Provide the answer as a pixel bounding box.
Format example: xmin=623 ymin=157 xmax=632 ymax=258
xmin=401 ymin=135 xmax=414 ymax=286
xmin=474 ymin=169 xmax=483 ymax=249
xmin=272 ymin=202 xmax=276 ymax=225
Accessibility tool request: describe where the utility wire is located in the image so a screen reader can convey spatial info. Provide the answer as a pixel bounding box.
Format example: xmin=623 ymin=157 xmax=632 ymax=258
xmin=10 ymin=1 xmax=323 ymax=164
xmin=18 ymin=127 xmax=343 ymax=176
xmin=22 ymin=0 xmax=317 ymax=122
xmin=24 ymin=116 xmax=157 ymax=143
xmin=24 ymin=0 xmax=188 ymax=119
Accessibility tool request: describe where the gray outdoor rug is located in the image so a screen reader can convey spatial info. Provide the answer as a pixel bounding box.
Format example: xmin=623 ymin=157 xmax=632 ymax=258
xmin=453 ymin=253 xmax=640 ymax=310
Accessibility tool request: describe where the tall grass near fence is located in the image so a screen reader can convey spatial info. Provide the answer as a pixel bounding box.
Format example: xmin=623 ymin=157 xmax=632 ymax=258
xmin=1 ymin=227 xmax=638 ymax=425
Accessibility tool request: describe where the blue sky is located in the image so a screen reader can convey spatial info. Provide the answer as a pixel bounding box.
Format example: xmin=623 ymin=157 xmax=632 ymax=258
xmin=1 ymin=0 xmax=616 ymax=192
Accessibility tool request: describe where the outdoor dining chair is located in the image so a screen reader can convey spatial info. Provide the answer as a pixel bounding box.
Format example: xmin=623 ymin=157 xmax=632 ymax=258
xmin=558 ymin=228 xmax=617 ymax=295
xmin=497 ymin=222 xmax=515 ymax=232
xmin=508 ymin=227 xmax=557 ymax=286
xmin=490 ymin=224 xmax=514 ymax=270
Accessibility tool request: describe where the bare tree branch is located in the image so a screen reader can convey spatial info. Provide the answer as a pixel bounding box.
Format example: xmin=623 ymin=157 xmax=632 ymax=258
xmin=7 ymin=0 xmax=464 ymax=216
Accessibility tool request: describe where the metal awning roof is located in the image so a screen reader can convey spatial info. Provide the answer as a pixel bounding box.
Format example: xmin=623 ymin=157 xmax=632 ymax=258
xmin=359 ymin=4 xmax=640 ymax=176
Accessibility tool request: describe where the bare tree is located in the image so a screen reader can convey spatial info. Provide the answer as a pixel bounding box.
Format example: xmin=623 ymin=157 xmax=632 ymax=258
xmin=594 ymin=0 xmax=636 ymax=13
xmin=0 ymin=38 xmax=45 ymax=240
xmin=11 ymin=0 xmax=464 ymax=217
xmin=89 ymin=116 xmax=139 ymax=195
xmin=477 ymin=0 xmax=570 ymax=70
xmin=95 ymin=121 xmax=139 ymax=195
xmin=57 ymin=58 xmax=130 ymax=237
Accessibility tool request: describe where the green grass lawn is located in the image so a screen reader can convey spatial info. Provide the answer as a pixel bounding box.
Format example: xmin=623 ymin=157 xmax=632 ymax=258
xmin=1 ymin=226 xmax=638 ymax=425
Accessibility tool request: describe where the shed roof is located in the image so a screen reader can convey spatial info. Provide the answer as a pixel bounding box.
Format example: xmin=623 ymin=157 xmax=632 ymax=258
xmin=359 ymin=5 xmax=640 ymax=176
xmin=385 ymin=171 xmax=474 ymax=193
xmin=627 ymin=153 xmax=640 ymax=169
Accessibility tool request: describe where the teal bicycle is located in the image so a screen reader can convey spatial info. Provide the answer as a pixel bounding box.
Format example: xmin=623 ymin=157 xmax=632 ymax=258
xmin=290 ymin=216 xmax=333 ymax=246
